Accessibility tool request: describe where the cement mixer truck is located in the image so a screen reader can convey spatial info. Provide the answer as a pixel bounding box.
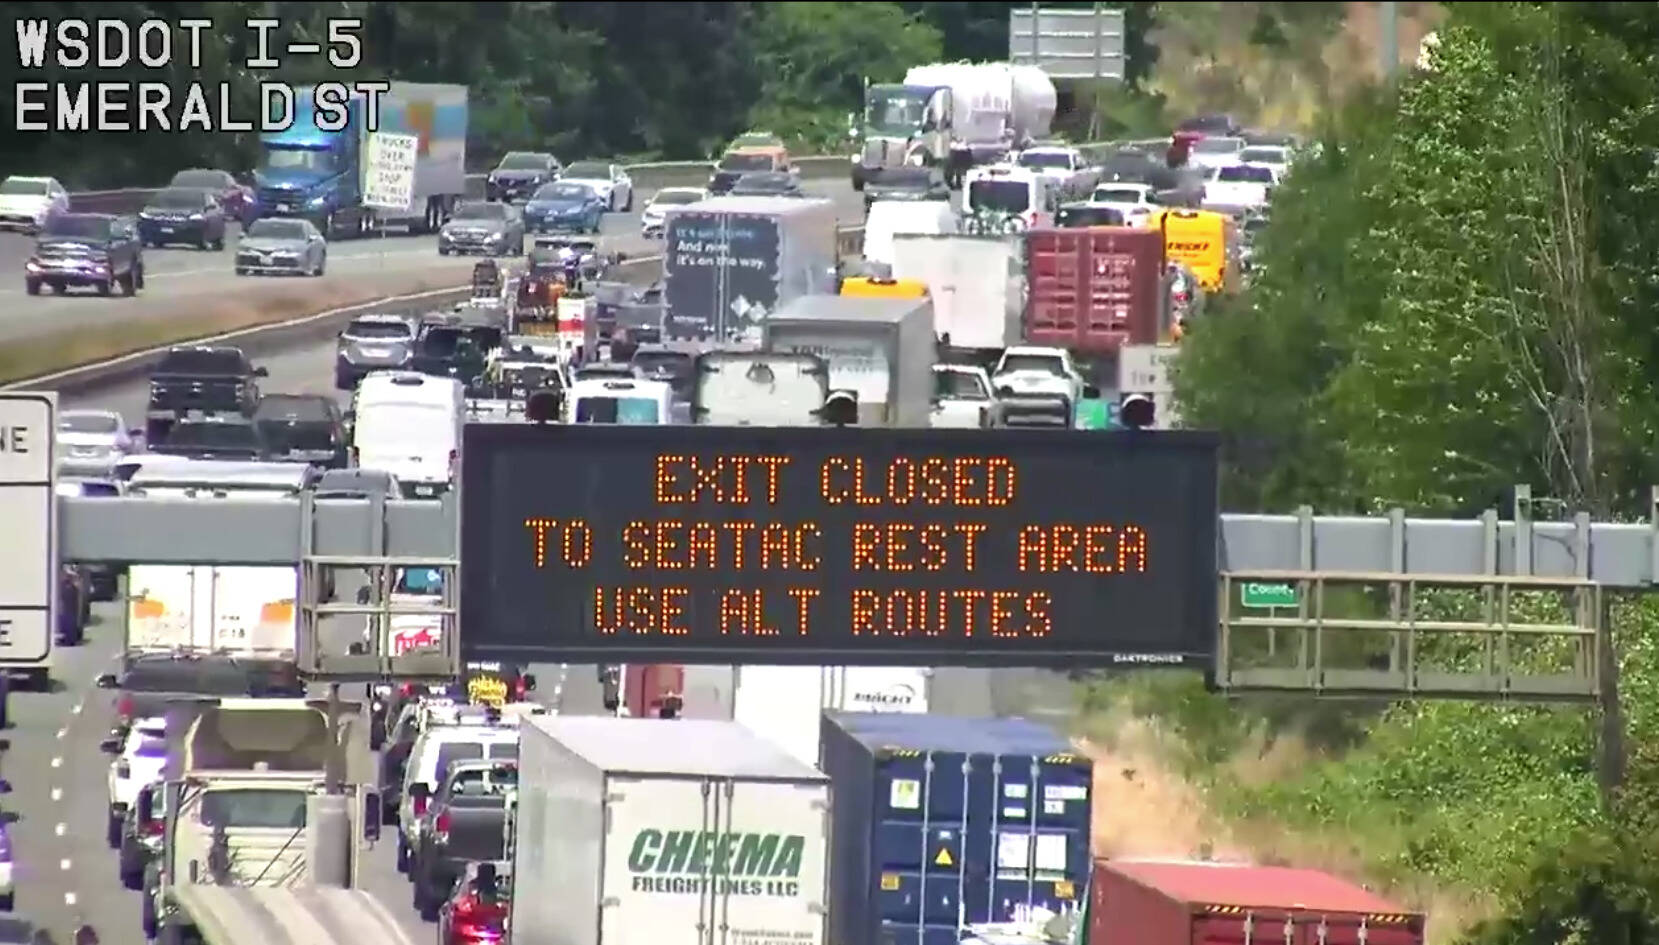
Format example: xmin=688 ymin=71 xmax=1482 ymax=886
xmin=854 ymin=62 xmax=1056 ymax=191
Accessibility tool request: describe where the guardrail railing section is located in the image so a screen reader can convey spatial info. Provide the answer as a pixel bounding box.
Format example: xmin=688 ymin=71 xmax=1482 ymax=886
xmin=1215 ymin=570 xmax=1601 ymax=701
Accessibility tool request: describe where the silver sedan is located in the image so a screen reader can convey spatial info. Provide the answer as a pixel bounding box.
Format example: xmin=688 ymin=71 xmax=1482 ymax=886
xmin=439 ymin=201 xmax=526 ymax=257
xmin=235 ymin=218 xmax=327 ymax=276
xmin=56 ymin=409 xmax=140 ymax=474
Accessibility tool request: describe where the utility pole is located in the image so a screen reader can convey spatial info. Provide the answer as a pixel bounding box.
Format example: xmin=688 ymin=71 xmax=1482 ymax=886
xmin=1379 ymin=0 xmax=1400 ymax=80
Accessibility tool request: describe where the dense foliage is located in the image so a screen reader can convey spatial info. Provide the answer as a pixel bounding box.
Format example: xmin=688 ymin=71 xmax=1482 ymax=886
xmin=1163 ymin=1 xmax=1659 ymax=936
xmin=0 ymin=1 xmax=1155 ymax=189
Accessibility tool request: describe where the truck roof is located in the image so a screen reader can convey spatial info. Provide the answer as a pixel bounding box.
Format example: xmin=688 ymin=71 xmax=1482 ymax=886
xmin=1103 ymin=859 xmax=1419 ymax=916
xmin=677 ymin=195 xmax=834 ymax=217
xmin=771 ymin=293 xmax=929 ymax=325
xmin=826 ymin=711 xmax=1072 ymax=755
xmin=527 ymin=715 xmax=828 ymax=781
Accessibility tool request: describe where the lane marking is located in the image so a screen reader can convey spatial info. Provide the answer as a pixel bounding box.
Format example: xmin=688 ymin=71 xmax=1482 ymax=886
xmin=63 ymin=892 xmax=76 ymax=906
xmin=59 ymin=858 xmax=71 ymax=871
xmin=54 ymin=822 xmax=65 ymax=836
xmin=50 ymin=756 xmax=62 ymax=768
xmin=56 ymin=727 xmax=66 ymax=740
xmin=71 ymin=702 xmax=83 ymax=715
xmin=50 ymin=787 xmax=62 ymax=801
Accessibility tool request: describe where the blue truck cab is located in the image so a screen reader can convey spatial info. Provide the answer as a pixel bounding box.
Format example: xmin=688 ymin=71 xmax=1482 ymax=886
xmin=252 ymin=83 xmax=469 ymax=240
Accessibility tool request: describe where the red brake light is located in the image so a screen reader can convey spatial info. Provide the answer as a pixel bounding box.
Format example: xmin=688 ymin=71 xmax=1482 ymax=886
xmin=453 ymin=895 xmax=477 ymax=918
xmin=116 ymin=695 xmax=135 ymax=719
xmin=141 ymin=818 xmax=164 ymax=837
xmin=413 ymin=794 xmax=430 ymax=816
xmin=435 ymin=811 xmax=451 ymax=834
xmin=399 ymin=683 xmax=416 ymax=697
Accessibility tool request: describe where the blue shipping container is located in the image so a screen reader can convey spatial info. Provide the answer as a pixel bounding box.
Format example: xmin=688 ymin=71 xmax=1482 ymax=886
xmin=820 ymin=712 xmax=1093 ymax=945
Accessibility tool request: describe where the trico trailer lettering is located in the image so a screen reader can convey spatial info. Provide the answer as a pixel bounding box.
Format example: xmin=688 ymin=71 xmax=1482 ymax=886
xmin=509 ymin=715 xmax=830 ymax=945
xmin=458 ymin=425 xmax=1221 ymax=667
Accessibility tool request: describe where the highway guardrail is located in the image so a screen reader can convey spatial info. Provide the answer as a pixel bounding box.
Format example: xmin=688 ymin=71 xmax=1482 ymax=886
xmin=5 ymin=223 xmax=867 ymax=395
xmin=61 ymin=138 xmax=1139 ymax=215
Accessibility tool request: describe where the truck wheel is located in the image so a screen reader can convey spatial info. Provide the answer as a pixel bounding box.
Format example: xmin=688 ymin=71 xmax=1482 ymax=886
xmin=98 ymin=276 xmax=113 ymax=297
xmin=120 ymin=270 xmax=136 ymax=296
xmin=623 ymin=189 xmax=633 ymax=212
xmin=395 ymin=834 xmax=410 ymax=873
xmin=0 ymin=893 xmax=13 ymax=912
xmin=141 ymin=892 xmax=159 ymax=939
xmin=24 ymin=280 xmax=39 ymax=296
xmin=106 ymin=809 xmax=123 ymax=848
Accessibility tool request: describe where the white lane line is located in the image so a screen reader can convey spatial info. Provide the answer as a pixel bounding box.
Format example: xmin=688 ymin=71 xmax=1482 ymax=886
xmin=55 ymin=727 xmax=66 ymax=740
xmin=50 ymin=787 xmax=62 ymax=801
xmin=59 ymin=858 xmax=71 ymax=871
xmin=63 ymin=892 xmax=76 ymax=906
xmin=50 ymin=756 xmax=62 ymax=768
xmin=71 ymin=702 xmax=83 ymax=715
xmin=54 ymin=823 xmax=65 ymax=837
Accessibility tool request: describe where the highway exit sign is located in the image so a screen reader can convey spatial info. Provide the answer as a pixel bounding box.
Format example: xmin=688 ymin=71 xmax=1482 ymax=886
xmin=1241 ymin=582 xmax=1299 ymax=609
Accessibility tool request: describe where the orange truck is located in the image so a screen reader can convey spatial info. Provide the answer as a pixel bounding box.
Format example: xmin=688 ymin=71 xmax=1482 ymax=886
xmin=1087 ymin=858 xmax=1427 ymax=945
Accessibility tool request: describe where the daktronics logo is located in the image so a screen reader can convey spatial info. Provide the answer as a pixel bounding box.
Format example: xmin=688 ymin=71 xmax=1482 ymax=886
xmin=852 ymin=684 xmax=919 ymax=709
xmin=1169 ymin=240 xmax=1211 ymax=253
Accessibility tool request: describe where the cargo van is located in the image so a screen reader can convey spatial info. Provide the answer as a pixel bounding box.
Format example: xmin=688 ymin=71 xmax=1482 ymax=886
xmin=861 ymin=200 xmax=958 ymax=268
xmin=351 ymin=372 xmax=464 ymax=498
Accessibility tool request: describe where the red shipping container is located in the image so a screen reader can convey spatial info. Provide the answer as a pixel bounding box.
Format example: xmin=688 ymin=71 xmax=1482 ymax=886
xmin=1090 ymin=858 xmax=1427 ymax=945
xmin=1024 ymin=227 xmax=1165 ymax=356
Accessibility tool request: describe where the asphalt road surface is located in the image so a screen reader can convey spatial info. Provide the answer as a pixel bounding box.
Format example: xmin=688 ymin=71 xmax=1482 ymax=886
xmin=0 ymin=178 xmax=863 ymax=348
xmin=14 ymin=175 xmax=1075 ymax=943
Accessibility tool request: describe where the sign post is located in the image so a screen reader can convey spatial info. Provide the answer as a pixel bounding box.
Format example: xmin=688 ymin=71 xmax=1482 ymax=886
xmin=0 ymin=392 xmax=56 ymax=692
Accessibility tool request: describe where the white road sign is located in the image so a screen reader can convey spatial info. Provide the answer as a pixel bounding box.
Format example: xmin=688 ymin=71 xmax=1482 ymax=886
xmin=0 ymin=393 xmax=56 ymax=665
xmin=364 ymin=131 xmax=420 ymax=210
xmin=1117 ymin=343 xmax=1180 ymax=429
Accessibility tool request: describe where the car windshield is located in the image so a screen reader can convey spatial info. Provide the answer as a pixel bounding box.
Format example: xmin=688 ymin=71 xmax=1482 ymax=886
xmin=1093 ymin=188 xmax=1147 ymax=204
xmin=60 ymin=413 xmax=120 ymax=435
xmin=1217 ymin=164 xmax=1274 ymax=183
xmin=1238 ymin=148 xmax=1286 ymax=164
xmin=246 ymin=219 xmax=306 ymax=240
xmin=720 ymin=152 xmax=774 ymax=172
xmin=967 ymin=179 xmax=1030 ymax=214
xmin=449 ymin=765 xmax=518 ymax=797
xmin=535 ymin=183 xmax=591 ymax=200
xmin=632 ymin=351 xmax=692 ymax=377
xmin=198 ymin=788 xmax=308 ymax=829
xmin=574 ymin=396 xmax=659 ymax=424
xmin=498 ymin=153 xmax=547 ymax=171
xmin=452 ymin=203 xmax=507 ymax=221
xmin=1194 ymin=137 xmax=1245 ymax=154
xmin=434 ymin=742 xmax=485 ymax=782
xmin=0 ymin=177 xmax=48 ymax=195
xmin=156 ymin=349 xmax=244 ymax=374
xmin=565 ymin=162 xmax=610 ymax=179
xmin=343 ymin=319 xmax=412 ymax=341
xmin=733 ymin=173 xmax=790 ymax=191
xmin=166 ymin=422 xmax=261 ymax=448
xmin=651 ymin=190 xmax=703 ymax=206
xmin=41 ymin=215 xmax=112 ymax=240
xmin=999 ymin=355 xmax=1063 ymax=375
xmin=263 ymin=148 xmax=335 ymax=172
xmin=255 ymin=397 xmax=330 ymax=423
xmin=1018 ymin=151 xmax=1073 ymax=170
xmin=150 ymin=189 xmax=206 ymax=209
xmin=935 ymin=370 xmax=989 ymax=400
xmin=171 ymin=170 xmax=228 ymax=188
xmin=397 ymin=568 xmax=445 ymax=595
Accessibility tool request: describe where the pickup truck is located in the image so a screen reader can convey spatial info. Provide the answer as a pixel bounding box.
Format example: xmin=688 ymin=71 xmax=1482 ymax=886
xmin=410 ymin=759 xmax=517 ymax=921
xmin=930 ymin=364 xmax=999 ymax=429
xmin=144 ymin=345 xmax=267 ymax=443
xmin=1015 ymin=146 xmax=1100 ymax=203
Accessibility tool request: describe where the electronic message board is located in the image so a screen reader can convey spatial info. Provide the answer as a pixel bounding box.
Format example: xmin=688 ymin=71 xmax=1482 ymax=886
xmin=459 ymin=425 xmax=1219 ymax=667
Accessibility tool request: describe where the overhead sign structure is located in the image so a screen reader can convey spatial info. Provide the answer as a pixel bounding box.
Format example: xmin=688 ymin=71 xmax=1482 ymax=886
xmin=1009 ymin=6 xmax=1127 ymax=81
xmin=460 ymin=425 xmax=1220 ymax=667
xmin=0 ymin=393 xmax=56 ymax=668
xmin=363 ymin=131 xmax=420 ymax=210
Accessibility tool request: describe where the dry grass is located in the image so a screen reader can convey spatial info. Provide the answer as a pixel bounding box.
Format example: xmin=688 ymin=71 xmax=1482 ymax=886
xmin=0 ymin=268 xmax=472 ymax=385
xmin=1074 ymin=697 xmax=1498 ymax=941
xmin=1148 ymin=1 xmax=1446 ymax=132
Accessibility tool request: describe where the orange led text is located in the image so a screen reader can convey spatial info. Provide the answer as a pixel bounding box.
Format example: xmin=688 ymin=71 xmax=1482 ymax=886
xmin=820 ymin=456 xmax=1016 ymax=507
xmin=1016 ymin=524 xmax=1148 ymax=574
xmin=654 ymin=454 xmax=792 ymax=505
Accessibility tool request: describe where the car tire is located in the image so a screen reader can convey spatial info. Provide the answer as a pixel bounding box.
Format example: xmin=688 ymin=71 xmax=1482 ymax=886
xmin=212 ymin=234 xmax=225 ymax=251
xmin=235 ymin=267 xmax=248 ymax=276
xmin=134 ymin=264 xmax=145 ymax=290
xmin=106 ymin=809 xmax=122 ymax=849
xmin=0 ymin=893 xmax=13 ymax=912
xmin=438 ymin=246 xmax=450 ymax=256
xmin=624 ymin=189 xmax=633 ymax=212
xmin=121 ymin=863 xmax=144 ymax=891
xmin=334 ymin=369 xmax=354 ymax=391
xmin=120 ymin=269 xmax=136 ymax=296
xmin=395 ymin=834 xmax=411 ymax=873
xmin=140 ymin=889 xmax=158 ymax=939
xmin=97 ymin=276 xmax=113 ymax=297
xmin=608 ymin=191 xmax=617 ymax=213
xmin=314 ymin=253 xmax=327 ymax=277
xmin=24 ymin=280 xmax=39 ymax=297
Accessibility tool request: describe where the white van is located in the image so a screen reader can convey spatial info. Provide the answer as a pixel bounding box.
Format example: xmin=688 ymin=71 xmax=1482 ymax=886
xmin=566 ymin=377 xmax=673 ymax=425
xmin=962 ymin=164 xmax=1055 ymax=231
xmin=351 ymin=372 xmax=464 ymax=498
xmin=861 ymin=200 xmax=958 ymax=269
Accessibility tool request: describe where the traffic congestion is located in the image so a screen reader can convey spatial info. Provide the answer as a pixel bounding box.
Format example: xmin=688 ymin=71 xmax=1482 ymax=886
xmin=0 ymin=64 xmax=1426 ymax=945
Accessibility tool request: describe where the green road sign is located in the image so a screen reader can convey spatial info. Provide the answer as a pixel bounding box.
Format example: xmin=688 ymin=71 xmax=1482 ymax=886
xmin=1241 ymin=582 xmax=1299 ymax=608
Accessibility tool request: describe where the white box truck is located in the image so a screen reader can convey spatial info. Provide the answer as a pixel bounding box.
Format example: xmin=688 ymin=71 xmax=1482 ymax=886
xmin=124 ymin=565 xmax=298 ymax=658
xmin=733 ymin=666 xmax=931 ymax=769
xmin=512 ymin=715 xmax=831 ymax=945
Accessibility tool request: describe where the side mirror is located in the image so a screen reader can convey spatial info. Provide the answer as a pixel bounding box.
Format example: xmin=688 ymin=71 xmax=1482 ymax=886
xmin=95 ymin=672 xmax=118 ymax=689
xmin=253 ymin=366 xmax=269 ymax=378
xmin=521 ymin=673 xmax=538 ymax=692
xmin=363 ymin=792 xmax=382 ymax=842
xmin=100 ymin=737 xmax=123 ymax=754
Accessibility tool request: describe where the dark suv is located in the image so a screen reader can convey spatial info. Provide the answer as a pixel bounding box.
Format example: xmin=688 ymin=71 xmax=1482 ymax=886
xmin=24 ymin=213 xmax=145 ymax=296
xmin=144 ymin=345 xmax=266 ymax=443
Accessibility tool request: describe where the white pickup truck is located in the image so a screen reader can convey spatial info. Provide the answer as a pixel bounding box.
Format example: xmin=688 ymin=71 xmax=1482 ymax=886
xmin=930 ymin=364 xmax=999 ymax=428
xmin=991 ymin=345 xmax=1085 ymax=405
xmin=1015 ymin=145 xmax=1099 ymax=202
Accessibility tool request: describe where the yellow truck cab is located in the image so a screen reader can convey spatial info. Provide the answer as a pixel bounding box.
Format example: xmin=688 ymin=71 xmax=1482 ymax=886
xmin=1152 ymin=208 xmax=1240 ymax=294
xmin=840 ymin=276 xmax=929 ymax=299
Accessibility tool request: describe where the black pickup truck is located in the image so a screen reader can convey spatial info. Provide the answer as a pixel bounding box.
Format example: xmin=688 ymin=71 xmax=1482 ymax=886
xmin=410 ymin=759 xmax=517 ymax=921
xmin=145 ymin=345 xmax=267 ymax=442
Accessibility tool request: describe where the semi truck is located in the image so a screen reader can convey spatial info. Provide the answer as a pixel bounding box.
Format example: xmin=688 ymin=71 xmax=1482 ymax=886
xmin=509 ymin=715 xmax=831 ymax=945
xmin=252 ymin=83 xmax=469 ymax=239
xmin=123 ymin=565 xmax=298 ymax=660
xmin=855 ymin=62 xmax=1056 ymax=190
xmin=149 ymin=699 xmax=383 ymax=941
xmin=763 ymin=294 xmax=936 ymax=427
xmin=1024 ymin=226 xmax=1169 ymax=359
xmin=890 ymin=232 xmax=1023 ymax=368
xmin=662 ymin=196 xmax=839 ymax=340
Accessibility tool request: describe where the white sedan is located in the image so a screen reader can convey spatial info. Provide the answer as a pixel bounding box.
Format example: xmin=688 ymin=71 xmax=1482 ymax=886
xmin=560 ymin=160 xmax=634 ymax=213
xmin=1088 ymin=182 xmax=1163 ymax=226
xmin=0 ymin=174 xmax=69 ymax=234
xmin=103 ymin=716 xmax=169 ymax=848
xmin=57 ymin=408 xmax=140 ymax=475
xmin=640 ymin=186 xmax=708 ymax=238
xmin=1203 ymin=163 xmax=1279 ymax=213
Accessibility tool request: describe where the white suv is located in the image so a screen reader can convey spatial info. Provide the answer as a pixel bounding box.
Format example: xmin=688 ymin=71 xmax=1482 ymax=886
xmin=103 ymin=716 xmax=169 ymax=848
